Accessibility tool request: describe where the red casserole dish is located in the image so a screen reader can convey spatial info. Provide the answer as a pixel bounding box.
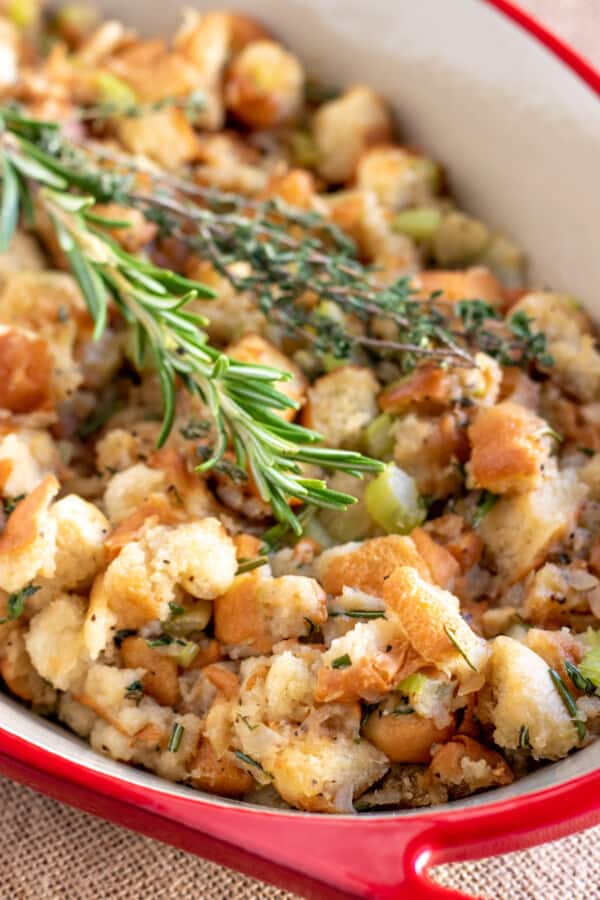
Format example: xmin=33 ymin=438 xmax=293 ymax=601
xmin=1 ymin=1 xmax=599 ymax=897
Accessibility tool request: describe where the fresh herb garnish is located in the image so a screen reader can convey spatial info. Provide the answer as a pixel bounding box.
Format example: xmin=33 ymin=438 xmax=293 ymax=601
xmin=179 ymin=418 xmax=211 ymax=440
xmin=124 ymin=679 xmax=144 ymax=705
xmin=331 ymin=654 xmax=352 ymax=670
xmin=77 ymin=398 xmax=123 ymax=438
xmin=328 ymin=609 xmax=386 ymax=620
xmin=236 ymin=556 xmax=269 ymax=575
xmin=391 ymin=704 xmax=415 ymax=716
xmin=167 ymin=722 xmax=184 ymax=753
xmin=239 ymin=715 xmax=258 ymax=731
xmin=518 ymin=724 xmax=530 ymax=749
xmin=577 ymin=446 xmax=596 ymax=457
xmin=565 ymin=660 xmax=596 ymax=696
xmin=168 ymin=602 xmax=185 ymax=618
xmin=114 ymin=628 xmax=136 ymax=648
xmin=147 ymin=634 xmax=174 ymax=649
xmin=0 ymin=583 xmax=40 ymax=624
xmin=549 ymin=668 xmax=586 ymax=741
xmin=234 ymin=750 xmax=272 ymax=779
xmin=2 ymin=494 xmax=25 ymax=516
xmin=444 ymin=624 xmax=477 ymax=671
xmin=473 ymin=491 xmax=499 ymax=527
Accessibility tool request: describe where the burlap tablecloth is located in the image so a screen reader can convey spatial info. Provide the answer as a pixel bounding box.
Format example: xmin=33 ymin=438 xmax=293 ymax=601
xmin=2 ymin=2 xmax=599 ymax=898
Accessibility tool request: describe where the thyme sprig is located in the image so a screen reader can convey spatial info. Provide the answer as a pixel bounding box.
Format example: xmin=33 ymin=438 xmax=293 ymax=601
xmin=0 ymin=106 xmax=382 ymax=533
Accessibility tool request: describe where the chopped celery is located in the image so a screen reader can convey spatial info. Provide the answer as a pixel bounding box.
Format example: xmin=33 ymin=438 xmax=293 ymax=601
xmin=396 ymin=672 xmax=429 ymax=697
xmin=319 ymin=471 xmax=372 ymax=542
xmin=289 ymin=129 xmax=319 ymax=168
xmin=409 ymin=157 xmax=442 ymax=195
xmin=364 ymin=463 xmax=425 ymax=534
xmin=7 ymin=0 xmax=39 ymax=27
xmin=579 ymin=647 xmax=600 ymax=689
xmin=584 ymin=628 xmax=600 ymax=649
xmin=94 ymin=72 xmax=138 ymax=111
xmin=322 ymin=353 xmax=350 ymax=373
xmin=164 ymin=599 xmax=212 ymax=638
xmin=432 ymin=211 xmax=490 ymax=267
xmin=480 ymin=234 xmax=526 ymax=289
xmin=363 ymin=413 xmax=395 ymax=460
xmin=393 ymin=207 xmax=442 ymax=243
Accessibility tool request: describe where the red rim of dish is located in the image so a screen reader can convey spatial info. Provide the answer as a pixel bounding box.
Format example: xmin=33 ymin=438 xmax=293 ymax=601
xmin=483 ymin=0 xmax=600 ymax=94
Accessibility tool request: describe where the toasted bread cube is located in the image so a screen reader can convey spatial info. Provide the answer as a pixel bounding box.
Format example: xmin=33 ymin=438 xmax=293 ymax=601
xmin=467 ymin=401 xmax=552 ymax=495
xmin=49 ymin=495 xmax=109 ymax=590
xmin=214 ymin=572 xmax=327 ymax=656
xmin=0 ymin=429 xmax=60 ymax=497
xmin=225 ymin=40 xmax=304 ymax=128
xmin=302 ymin=366 xmax=379 ymax=449
xmin=0 ymin=326 xmax=54 ymax=414
xmin=414 ymin=267 xmax=506 ymax=307
xmin=25 ymin=594 xmax=88 ymax=692
xmin=428 ymin=735 xmax=513 ymax=791
xmin=383 ymin=566 xmax=488 ymax=679
xmin=478 ymin=470 xmax=587 ymax=583
xmin=316 ymin=619 xmax=418 ymax=703
xmin=356 ymin=145 xmax=439 ymax=210
xmin=316 ymin=535 xmax=431 ymax=598
xmin=513 ymin=292 xmax=600 ymax=401
xmin=117 ymin=108 xmax=200 ymax=170
xmin=0 ymin=474 xmax=59 ymax=593
xmin=120 ymin=636 xmax=179 ymax=707
xmin=484 ymin=636 xmax=581 ymax=760
xmin=190 ymin=739 xmax=254 ymax=797
xmin=0 ymin=628 xmax=56 ymax=707
xmin=313 ymin=86 xmax=392 ymax=183
xmin=268 ymin=731 xmax=389 ymax=813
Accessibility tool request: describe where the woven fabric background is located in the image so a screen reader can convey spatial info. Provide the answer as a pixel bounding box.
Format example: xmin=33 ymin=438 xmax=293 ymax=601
xmin=1 ymin=2 xmax=599 ymax=899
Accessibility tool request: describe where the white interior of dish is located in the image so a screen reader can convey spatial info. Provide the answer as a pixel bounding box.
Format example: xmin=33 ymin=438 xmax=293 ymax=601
xmin=3 ymin=0 xmax=599 ymax=813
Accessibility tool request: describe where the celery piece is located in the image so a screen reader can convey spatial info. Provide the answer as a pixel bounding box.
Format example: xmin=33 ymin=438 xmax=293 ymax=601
xmin=94 ymin=72 xmax=138 ymax=111
xmin=579 ymin=647 xmax=600 ymax=689
xmin=393 ymin=207 xmax=442 ymax=243
xmin=363 ymin=412 xmax=395 ymax=460
xmin=364 ymin=463 xmax=425 ymax=534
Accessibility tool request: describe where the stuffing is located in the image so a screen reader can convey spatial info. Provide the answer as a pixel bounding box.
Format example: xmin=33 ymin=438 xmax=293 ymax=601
xmin=302 ymin=366 xmax=379 ymax=449
xmin=414 ymin=267 xmax=506 ymax=307
xmin=49 ymin=495 xmax=109 ymax=590
xmin=363 ymin=699 xmax=455 ymax=763
xmin=264 ymin=728 xmax=389 ymax=813
xmin=0 ymin=271 xmax=89 ymax=403
xmin=0 ymin=627 xmax=56 ymax=707
xmin=428 ymin=735 xmax=513 ymax=794
xmin=104 ymin=518 xmax=237 ymax=628
xmin=523 ymin=628 xmax=584 ymax=684
xmin=0 ymin=326 xmax=54 ymax=414
xmin=0 ymin=429 xmax=61 ymax=497
xmin=190 ymin=739 xmax=254 ymax=797
xmin=117 ymin=108 xmax=200 ymax=170
xmin=478 ymin=469 xmax=587 ymax=583
xmin=120 ymin=636 xmax=180 ymax=707
xmin=513 ymin=292 xmax=600 ymax=401
xmin=356 ymin=146 xmax=439 ymax=211
xmin=225 ymin=40 xmax=304 ymax=128
xmin=522 ymin=563 xmax=600 ymax=628
xmin=466 ymin=401 xmax=553 ymax=495
xmin=392 ymin=412 xmax=466 ymax=499
xmin=316 ymin=535 xmax=431 ymax=598
xmin=483 ymin=635 xmax=582 ymax=760
xmin=383 ymin=566 xmax=489 ymax=679
xmin=103 ymin=464 xmax=168 ymax=524
xmin=214 ymin=571 xmax=327 ymax=656
xmin=0 ymin=474 xmax=59 ymax=593
xmin=1 ymin=7 xmax=598 ymax=817
xmin=25 ymin=593 xmax=88 ymax=692
xmin=313 ymin=86 xmax=392 ymax=183
xmin=226 ymin=333 xmax=306 ymax=421
xmin=316 ymin=619 xmax=421 ymax=703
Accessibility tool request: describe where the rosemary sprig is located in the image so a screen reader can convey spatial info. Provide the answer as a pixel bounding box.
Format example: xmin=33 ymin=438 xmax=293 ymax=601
xmin=0 ymin=108 xmax=384 ymax=532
